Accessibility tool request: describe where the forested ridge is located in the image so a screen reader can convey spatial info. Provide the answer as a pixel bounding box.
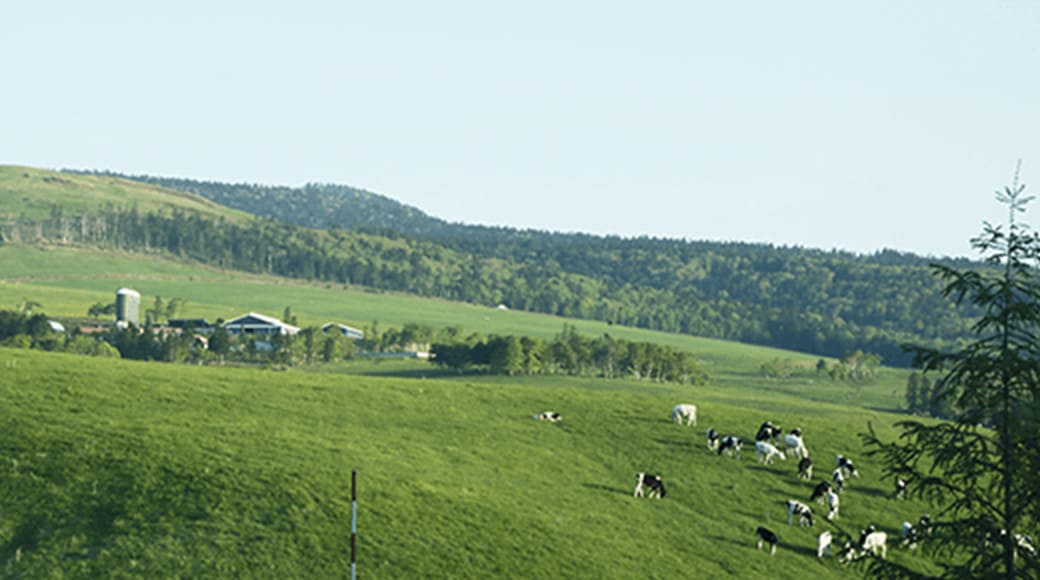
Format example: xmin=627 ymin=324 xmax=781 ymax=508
xmin=4 ymin=170 xmax=983 ymax=365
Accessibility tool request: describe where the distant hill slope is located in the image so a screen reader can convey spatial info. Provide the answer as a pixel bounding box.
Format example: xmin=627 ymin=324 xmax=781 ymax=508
xmin=74 ymin=170 xmax=446 ymax=235
xmin=0 ymin=166 xmax=247 ymax=222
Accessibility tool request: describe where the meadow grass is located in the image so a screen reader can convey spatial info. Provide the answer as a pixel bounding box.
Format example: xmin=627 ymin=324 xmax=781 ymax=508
xmin=0 ymin=347 xmax=939 ymax=578
xmin=0 ymin=166 xmax=247 ymax=221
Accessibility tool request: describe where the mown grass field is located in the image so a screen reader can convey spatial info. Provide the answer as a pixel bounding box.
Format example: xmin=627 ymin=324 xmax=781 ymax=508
xmin=1 ymin=347 xmax=941 ymax=578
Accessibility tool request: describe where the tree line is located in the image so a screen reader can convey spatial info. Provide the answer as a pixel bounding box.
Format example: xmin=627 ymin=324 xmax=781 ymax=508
xmin=431 ymin=324 xmax=709 ymax=384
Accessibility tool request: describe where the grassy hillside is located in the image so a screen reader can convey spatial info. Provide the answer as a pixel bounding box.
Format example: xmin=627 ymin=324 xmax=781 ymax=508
xmin=0 ymin=166 xmax=247 ymax=221
xmin=0 ymin=347 xmax=940 ymax=578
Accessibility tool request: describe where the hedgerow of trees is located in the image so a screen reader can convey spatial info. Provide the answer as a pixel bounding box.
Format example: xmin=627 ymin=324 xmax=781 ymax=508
xmin=431 ymin=324 xmax=709 ymax=384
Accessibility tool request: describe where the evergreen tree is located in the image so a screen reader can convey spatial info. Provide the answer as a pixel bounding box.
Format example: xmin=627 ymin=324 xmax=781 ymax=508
xmin=918 ymin=374 xmax=932 ymax=416
xmin=906 ymin=372 xmax=921 ymax=413
xmin=862 ymin=177 xmax=1040 ymax=578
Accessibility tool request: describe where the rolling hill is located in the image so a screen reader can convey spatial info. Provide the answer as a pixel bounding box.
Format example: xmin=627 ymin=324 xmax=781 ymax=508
xmin=0 ymin=346 xmax=941 ymax=578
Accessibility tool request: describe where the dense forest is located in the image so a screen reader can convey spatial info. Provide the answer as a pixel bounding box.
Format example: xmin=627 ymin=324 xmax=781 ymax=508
xmin=4 ymin=171 xmax=987 ymax=366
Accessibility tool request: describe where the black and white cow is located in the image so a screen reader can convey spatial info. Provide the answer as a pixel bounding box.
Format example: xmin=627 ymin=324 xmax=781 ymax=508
xmin=797 ymin=457 xmax=814 ymax=480
xmin=893 ymin=478 xmax=907 ymax=500
xmin=672 ymin=403 xmax=697 ymax=426
xmin=706 ymin=428 xmax=720 ymax=451
xmin=755 ymin=440 xmax=786 ymax=464
xmin=756 ymin=526 xmax=779 ymax=555
xmin=901 ymin=515 xmax=931 ymax=548
xmin=809 ymin=480 xmax=831 ymax=505
xmin=825 ymin=490 xmax=840 ymax=521
xmin=832 ymin=468 xmax=845 ymax=494
xmin=836 ymin=455 xmax=860 ymax=479
xmin=786 ymin=499 xmax=814 ymax=526
xmin=633 ymin=473 xmax=667 ymax=498
xmin=756 ymin=421 xmax=783 ymax=442
xmin=783 ymin=428 xmax=809 ymax=459
xmin=718 ymin=435 xmax=743 ymax=459
xmin=534 ymin=411 xmax=561 ymax=422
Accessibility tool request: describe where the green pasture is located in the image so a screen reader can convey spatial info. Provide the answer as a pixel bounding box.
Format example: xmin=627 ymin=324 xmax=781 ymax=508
xmin=0 ymin=347 xmax=940 ymax=578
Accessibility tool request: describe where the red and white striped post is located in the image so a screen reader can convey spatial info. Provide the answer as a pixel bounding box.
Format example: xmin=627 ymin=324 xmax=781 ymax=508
xmin=351 ymin=469 xmax=358 ymax=580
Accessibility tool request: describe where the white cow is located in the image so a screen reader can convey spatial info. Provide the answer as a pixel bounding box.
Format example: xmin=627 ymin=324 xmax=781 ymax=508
xmin=861 ymin=531 xmax=888 ymax=559
xmin=755 ymin=441 xmax=787 ymax=464
xmin=817 ymin=531 xmax=833 ymax=558
xmin=843 ymin=527 xmax=887 ymax=561
xmin=784 ymin=430 xmax=809 ymax=459
xmin=672 ymin=404 xmax=697 ymax=426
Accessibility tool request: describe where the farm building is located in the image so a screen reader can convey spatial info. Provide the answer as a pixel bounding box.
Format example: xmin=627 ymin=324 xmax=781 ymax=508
xmin=321 ymin=322 xmax=364 ymax=340
xmin=222 ymin=312 xmax=300 ymax=336
xmin=115 ymin=288 xmax=141 ymax=326
xmin=167 ymin=318 xmax=215 ymax=333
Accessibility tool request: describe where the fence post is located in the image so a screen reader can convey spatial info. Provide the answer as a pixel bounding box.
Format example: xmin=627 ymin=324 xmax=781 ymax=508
xmin=351 ymin=468 xmax=357 ymax=580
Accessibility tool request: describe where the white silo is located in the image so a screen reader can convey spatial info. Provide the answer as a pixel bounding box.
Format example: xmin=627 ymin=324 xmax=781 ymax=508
xmin=115 ymin=288 xmax=141 ymax=326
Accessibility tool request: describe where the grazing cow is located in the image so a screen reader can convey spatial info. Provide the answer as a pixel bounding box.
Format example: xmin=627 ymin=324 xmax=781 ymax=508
xmin=836 ymin=455 xmax=860 ymax=478
xmin=832 ymin=468 xmax=845 ymax=494
xmin=633 ymin=473 xmax=667 ymax=498
xmin=534 ymin=411 xmax=561 ymax=422
xmin=817 ymin=530 xmax=833 ymax=558
xmin=786 ymin=500 xmax=814 ymax=527
xmin=900 ymin=521 xmax=920 ymax=549
xmin=810 ymin=480 xmax=831 ymax=505
xmin=706 ymin=428 xmax=720 ymax=451
xmin=755 ymin=441 xmax=786 ymax=464
xmin=901 ymin=514 xmax=933 ymax=549
xmin=783 ymin=429 xmax=809 ymax=459
xmin=797 ymin=457 xmax=814 ymax=480
xmin=860 ymin=530 xmax=888 ymax=559
xmin=672 ymin=404 xmax=697 ymax=426
xmin=825 ymin=490 xmax=840 ymax=520
xmin=989 ymin=528 xmax=1037 ymax=559
xmin=1016 ymin=534 xmax=1037 ymax=558
xmin=756 ymin=421 xmax=783 ymax=442
xmin=841 ymin=526 xmax=887 ymax=562
xmin=756 ymin=526 xmax=779 ymax=555
xmin=894 ymin=478 xmax=907 ymax=500
xmin=718 ymin=435 xmax=743 ymax=459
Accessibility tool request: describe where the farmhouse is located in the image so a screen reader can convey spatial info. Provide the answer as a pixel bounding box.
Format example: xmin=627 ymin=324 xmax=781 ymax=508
xmin=321 ymin=322 xmax=364 ymax=340
xmin=222 ymin=312 xmax=300 ymax=336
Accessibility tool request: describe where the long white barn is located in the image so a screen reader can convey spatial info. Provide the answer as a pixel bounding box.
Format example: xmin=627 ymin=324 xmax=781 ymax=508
xmin=222 ymin=312 xmax=300 ymax=336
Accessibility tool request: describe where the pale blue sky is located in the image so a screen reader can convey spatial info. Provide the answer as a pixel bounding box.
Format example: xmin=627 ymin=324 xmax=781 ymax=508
xmin=3 ymin=1 xmax=1038 ymax=257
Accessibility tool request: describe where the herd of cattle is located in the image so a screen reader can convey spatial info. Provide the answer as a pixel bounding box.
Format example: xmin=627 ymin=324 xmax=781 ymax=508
xmin=533 ymin=403 xmax=1037 ymax=567
xmin=639 ymin=403 xmax=928 ymax=565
